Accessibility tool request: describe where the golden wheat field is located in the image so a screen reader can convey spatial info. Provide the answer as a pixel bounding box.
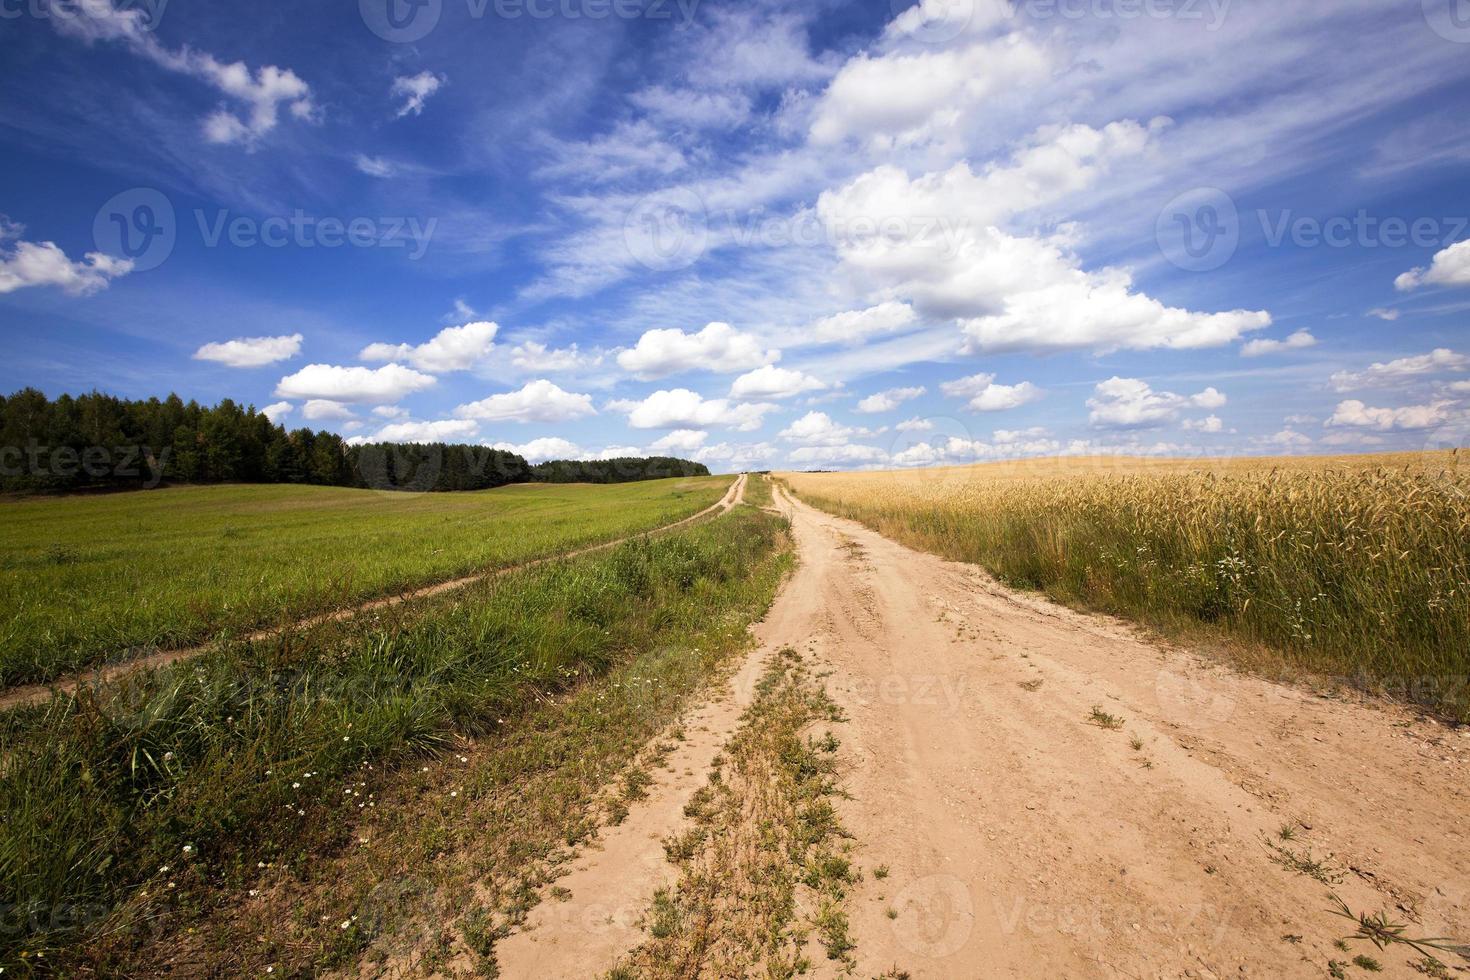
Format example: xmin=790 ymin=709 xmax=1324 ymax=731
xmin=782 ymin=450 xmax=1470 ymax=721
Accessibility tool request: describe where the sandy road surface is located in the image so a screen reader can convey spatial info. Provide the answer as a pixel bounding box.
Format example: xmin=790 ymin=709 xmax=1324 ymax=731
xmin=499 ymin=480 xmax=1469 ymax=978
xmin=780 ymin=485 xmax=1469 ymax=978
xmin=0 ymin=475 xmax=746 ymax=713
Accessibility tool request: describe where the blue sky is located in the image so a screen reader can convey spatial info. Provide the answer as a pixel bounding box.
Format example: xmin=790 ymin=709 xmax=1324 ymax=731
xmin=3 ymin=0 xmax=1470 ymax=471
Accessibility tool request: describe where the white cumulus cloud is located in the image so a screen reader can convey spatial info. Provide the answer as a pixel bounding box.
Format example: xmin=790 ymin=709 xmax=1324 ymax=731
xmin=617 ymin=322 xmax=777 ymax=379
xmin=940 ymin=373 xmax=1043 ymax=412
xmin=730 ymin=365 xmax=828 ymax=400
xmin=856 ymin=385 xmax=926 ymax=414
xmin=1327 ymin=400 xmax=1458 ymax=431
xmin=276 ymin=363 xmax=436 ymax=403
xmin=1241 ymin=330 xmax=1317 ymax=357
xmin=650 ymin=429 xmax=710 ymax=453
xmin=1086 ymin=378 xmax=1226 ymax=430
xmin=0 ymin=222 xmax=133 ymax=295
xmin=609 ymin=389 xmax=777 ymax=431
xmin=194 ymin=333 xmax=304 ymax=368
xmin=508 ymin=341 xmax=602 ymax=374
xmin=1396 ymin=240 xmax=1470 ymax=291
xmin=779 ymin=411 xmax=875 ymax=447
xmin=354 ymin=419 xmax=481 ymax=444
xmin=302 ymin=399 xmax=357 ymax=421
xmin=1330 ymin=348 xmax=1469 ymax=391
xmin=817 ymin=124 xmax=1272 ymax=354
xmin=808 ymin=302 xmax=917 ymax=345
xmin=361 ymin=321 xmax=498 ymax=373
xmin=488 ymin=437 xmax=581 ymax=462
xmin=455 ymin=380 xmax=596 ymax=423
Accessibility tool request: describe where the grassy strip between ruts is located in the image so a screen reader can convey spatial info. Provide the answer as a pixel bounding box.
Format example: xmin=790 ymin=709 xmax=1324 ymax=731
xmin=742 ymin=469 xmax=775 ymax=509
xmin=0 ymin=476 xmax=732 ymax=686
xmin=0 ymin=492 xmax=788 ymax=977
xmin=606 ymin=645 xmax=860 ymax=979
xmin=782 ymin=460 xmax=1470 ymax=723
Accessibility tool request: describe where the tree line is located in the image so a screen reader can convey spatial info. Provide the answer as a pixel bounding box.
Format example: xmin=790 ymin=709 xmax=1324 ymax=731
xmin=0 ymin=389 xmax=709 ymax=493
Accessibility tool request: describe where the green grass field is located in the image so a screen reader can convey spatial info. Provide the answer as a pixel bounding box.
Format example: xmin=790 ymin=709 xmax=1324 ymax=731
xmin=0 ymin=477 xmax=731 ymax=685
xmin=0 ymin=487 xmax=786 ymax=975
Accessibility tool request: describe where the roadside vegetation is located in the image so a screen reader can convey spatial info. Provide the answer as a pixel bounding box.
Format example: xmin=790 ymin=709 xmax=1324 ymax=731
xmin=608 ymin=644 xmax=858 ymax=978
xmin=0 ymin=490 xmax=786 ymax=976
xmin=784 ymin=451 xmax=1470 ymax=721
xmin=0 ymin=475 xmax=730 ymax=685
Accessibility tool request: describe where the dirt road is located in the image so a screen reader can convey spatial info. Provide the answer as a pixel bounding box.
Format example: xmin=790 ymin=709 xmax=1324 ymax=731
xmin=0 ymin=475 xmax=746 ymax=713
xmin=499 ymin=481 xmax=1469 ymax=978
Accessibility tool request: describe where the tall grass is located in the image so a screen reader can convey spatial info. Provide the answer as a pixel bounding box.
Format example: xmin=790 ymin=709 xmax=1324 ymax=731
xmin=0 ymin=476 xmax=731 ymax=685
xmin=785 ymin=453 xmax=1470 ymax=720
xmin=0 ymin=505 xmax=783 ymax=973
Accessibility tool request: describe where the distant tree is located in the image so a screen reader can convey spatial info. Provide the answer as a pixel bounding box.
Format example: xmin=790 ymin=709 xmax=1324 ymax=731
xmin=530 ymin=456 xmax=711 ymax=484
xmin=0 ymin=388 xmax=707 ymax=494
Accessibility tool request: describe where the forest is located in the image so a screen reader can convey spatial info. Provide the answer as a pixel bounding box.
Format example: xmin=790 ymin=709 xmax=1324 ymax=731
xmin=0 ymin=389 xmax=708 ymax=492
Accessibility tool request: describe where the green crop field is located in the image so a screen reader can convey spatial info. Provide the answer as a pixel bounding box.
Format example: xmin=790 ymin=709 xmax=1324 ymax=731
xmin=0 ymin=476 xmax=732 ymax=686
xmin=0 ymin=486 xmax=787 ymax=975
